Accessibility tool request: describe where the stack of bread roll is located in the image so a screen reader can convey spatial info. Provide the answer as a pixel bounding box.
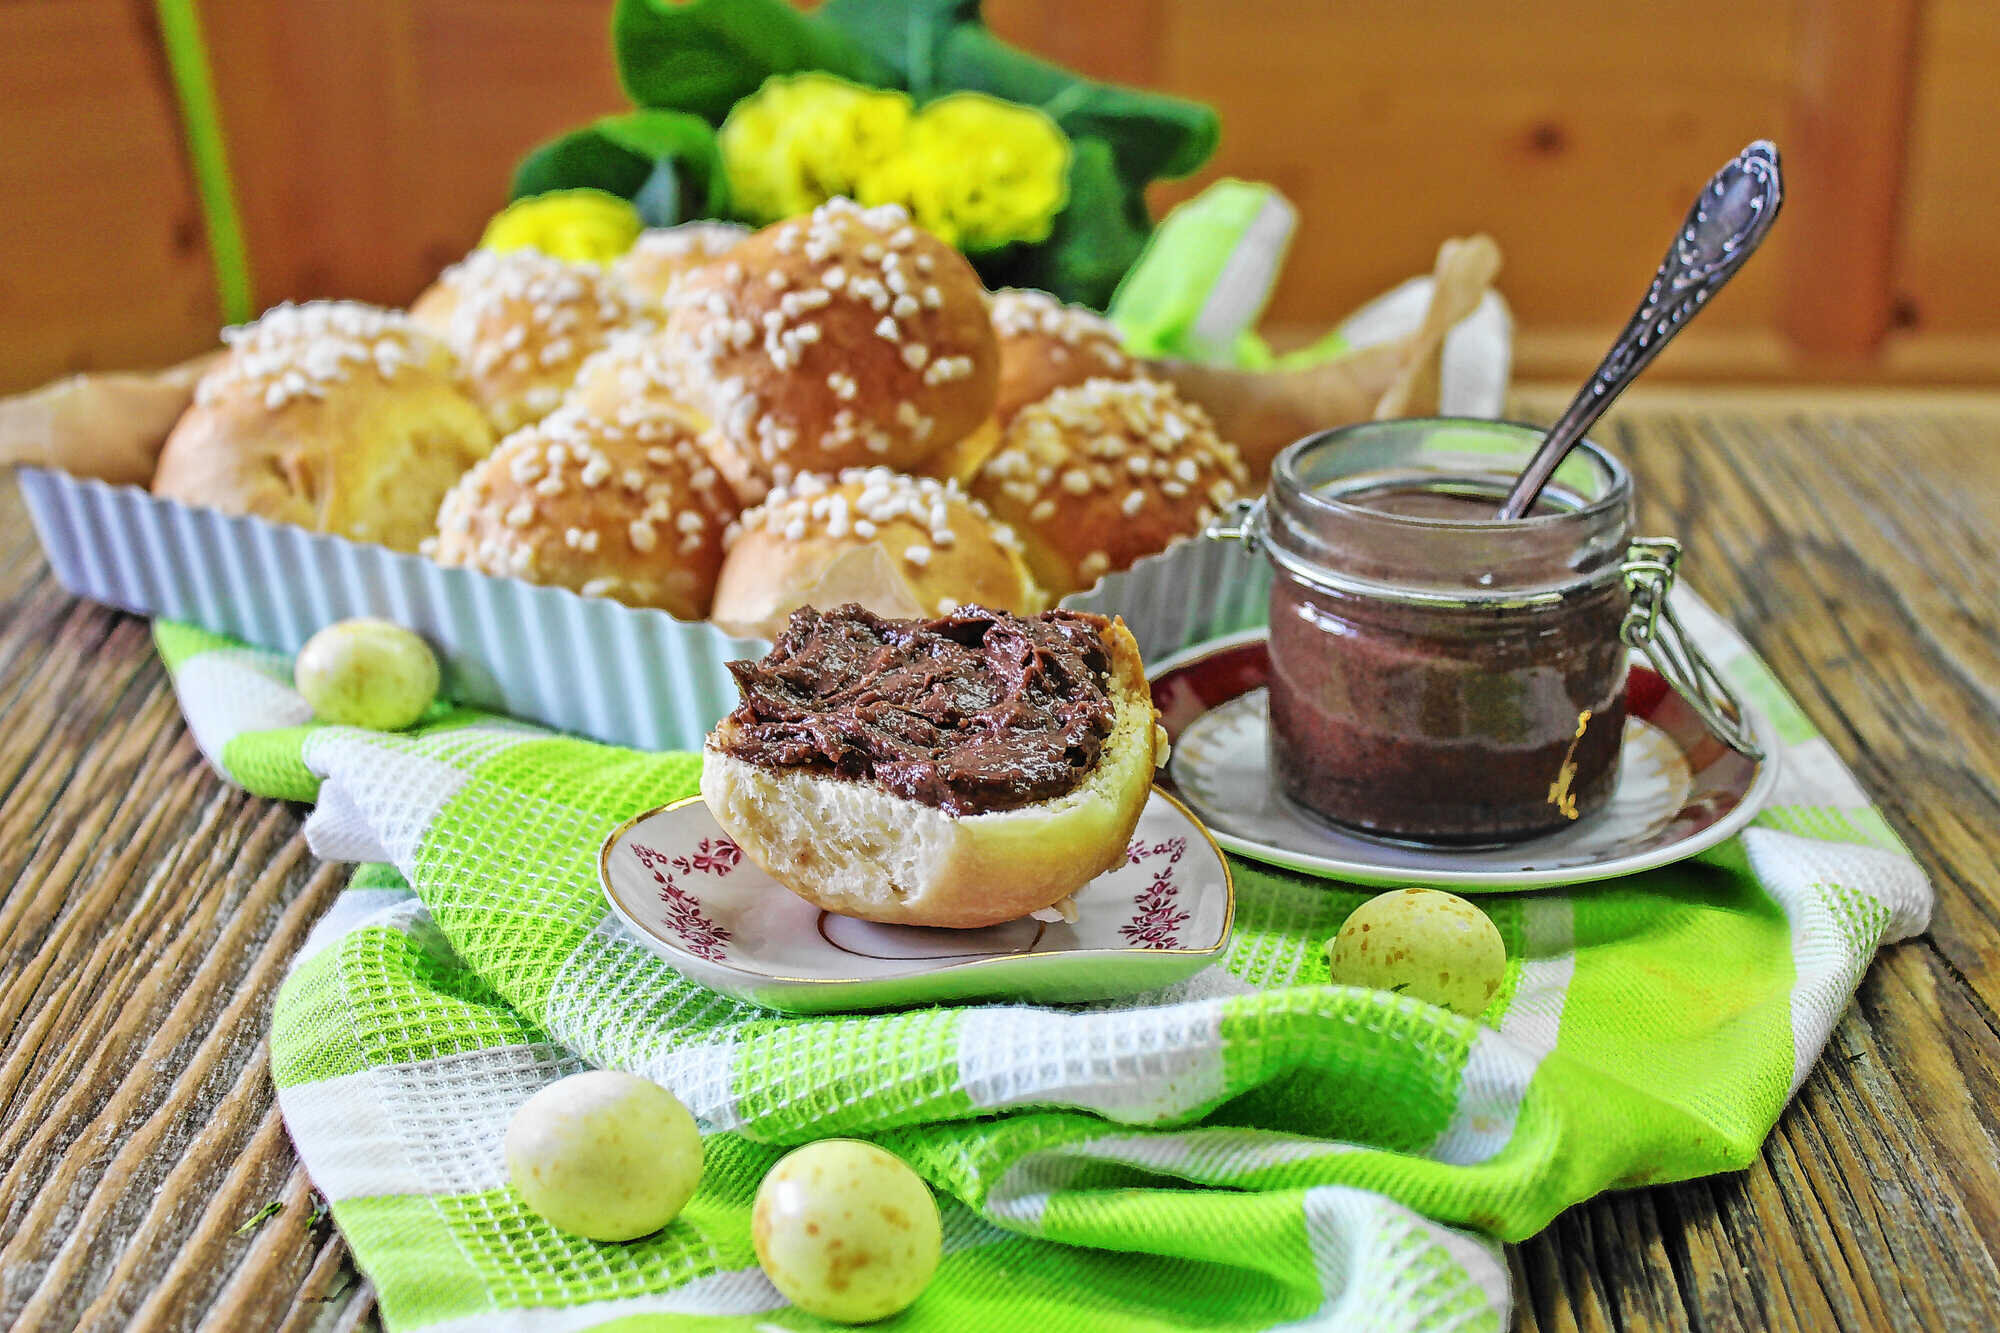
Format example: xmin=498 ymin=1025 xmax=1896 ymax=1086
xmin=149 ymin=197 xmax=1248 ymax=630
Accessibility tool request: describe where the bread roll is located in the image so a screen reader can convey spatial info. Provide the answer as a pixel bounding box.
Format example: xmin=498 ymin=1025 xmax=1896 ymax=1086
xmin=972 ymin=377 xmax=1248 ymax=598
xmin=991 ymin=288 xmax=1139 ymax=423
xmin=908 ymin=416 xmax=1002 ymax=488
xmin=430 ymin=402 xmax=736 ymax=618
xmin=702 ymin=607 xmax=1166 ymax=928
xmin=661 ymin=198 xmax=998 ymax=495
xmin=614 ymin=222 xmax=750 ymax=306
xmin=565 ymin=325 xmax=690 ymax=425
xmin=710 ymin=467 xmax=1040 ymax=637
xmin=570 ymin=322 xmax=779 ymax=503
xmin=409 ymin=248 xmax=646 ymax=433
xmin=151 ymin=301 xmax=495 ymax=552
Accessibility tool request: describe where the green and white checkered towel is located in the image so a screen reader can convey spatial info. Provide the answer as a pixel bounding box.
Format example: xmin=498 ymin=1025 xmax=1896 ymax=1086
xmin=155 ymin=605 xmax=1929 ymax=1333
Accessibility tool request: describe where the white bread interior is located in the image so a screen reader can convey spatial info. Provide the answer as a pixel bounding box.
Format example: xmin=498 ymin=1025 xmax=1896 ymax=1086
xmin=700 ymin=616 xmax=1165 ymax=929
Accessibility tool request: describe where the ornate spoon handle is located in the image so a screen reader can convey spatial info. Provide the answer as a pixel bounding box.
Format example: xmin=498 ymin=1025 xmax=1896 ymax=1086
xmin=1497 ymin=141 xmax=1784 ymax=520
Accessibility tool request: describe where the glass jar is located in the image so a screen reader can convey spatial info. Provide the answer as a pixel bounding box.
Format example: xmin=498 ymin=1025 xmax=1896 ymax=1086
xmin=1251 ymin=419 xmax=1640 ymax=844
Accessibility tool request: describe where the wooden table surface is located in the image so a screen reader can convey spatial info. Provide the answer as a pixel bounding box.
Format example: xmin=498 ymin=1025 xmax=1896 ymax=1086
xmin=3 ymin=387 xmax=1998 ymax=1332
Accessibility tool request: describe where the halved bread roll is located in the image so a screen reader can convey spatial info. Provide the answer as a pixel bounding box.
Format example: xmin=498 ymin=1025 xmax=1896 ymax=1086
xmin=700 ymin=609 xmax=1166 ymax=929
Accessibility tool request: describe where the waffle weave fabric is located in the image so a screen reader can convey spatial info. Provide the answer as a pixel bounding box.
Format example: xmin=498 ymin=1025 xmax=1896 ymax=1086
xmin=154 ymin=597 xmax=1930 ymax=1333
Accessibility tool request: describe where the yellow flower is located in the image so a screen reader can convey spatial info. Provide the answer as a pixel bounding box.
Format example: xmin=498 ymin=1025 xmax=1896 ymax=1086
xmin=480 ymin=189 xmax=642 ymax=264
xmin=861 ymin=93 xmax=1070 ymax=252
xmin=854 ymin=153 xmax=963 ymax=248
xmin=720 ymin=74 xmax=912 ymax=223
xmin=718 ymin=76 xmax=1071 ymax=253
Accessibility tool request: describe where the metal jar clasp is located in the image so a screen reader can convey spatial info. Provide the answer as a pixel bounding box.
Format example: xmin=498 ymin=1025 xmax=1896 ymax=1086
xmin=1202 ymin=497 xmax=1263 ymax=553
xmin=1620 ymin=537 xmax=1764 ymax=758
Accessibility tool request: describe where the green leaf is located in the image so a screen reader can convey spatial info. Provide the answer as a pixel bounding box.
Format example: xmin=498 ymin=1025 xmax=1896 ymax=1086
xmin=934 ymin=27 xmax=1218 ymax=185
xmin=511 ymin=110 xmax=729 ymax=223
xmin=818 ymin=1 xmax=1218 ymax=185
xmin=511 ymin=126 xmax=656 ymax=202
xmin=981 ymin=137 xmax=1149 ymax=310
xmin=613 ymin=0 xmax=895 ymax=121
xmin=595 ymin=107 xmax=722 ymax=165
xmin=600 ymin=109 xmax=731 ymax=218
xmin=816 ymin=0 xmax=976 ymax=96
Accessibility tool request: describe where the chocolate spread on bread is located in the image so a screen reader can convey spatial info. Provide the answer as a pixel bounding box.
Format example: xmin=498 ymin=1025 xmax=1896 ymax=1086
xmin=716 ymin=604 xmax=1116 ymax=815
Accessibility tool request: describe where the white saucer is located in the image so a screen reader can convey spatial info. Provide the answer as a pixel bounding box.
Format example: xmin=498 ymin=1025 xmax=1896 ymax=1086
xmin=1151 ymin=630 xmax=1781 ymax=891
xmin=599 ymin=791 xmax=1234 ymax=1013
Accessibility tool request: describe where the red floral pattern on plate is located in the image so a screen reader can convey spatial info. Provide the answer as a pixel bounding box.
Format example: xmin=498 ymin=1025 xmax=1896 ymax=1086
xmin=631 ymin=840 xmax=734 ymax=960
xmin=672 ymin=837 xmax=742 ymax=877
xmin=1120 ymin=836 xmax=1191 ymax=948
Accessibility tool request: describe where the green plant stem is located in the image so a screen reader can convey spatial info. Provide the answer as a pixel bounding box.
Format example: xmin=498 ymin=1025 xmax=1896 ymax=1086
xmin=234 ymin=1200 xmax=283 ymax=1236
xmin=155 ymin=0 xmax=255 ymax=324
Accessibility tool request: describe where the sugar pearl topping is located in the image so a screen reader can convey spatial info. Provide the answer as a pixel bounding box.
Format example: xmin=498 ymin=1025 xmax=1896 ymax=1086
xmin=666 ymin=198 xmax=982 ymax=463
xmin=991 ymin=288 xmax=1131 ymax=370
xmin=432 ymin=248 xmax=644 ymax=382
xmin=726 ymin=467 xmax=1019 ymax=560
xmin=981 ymin=377 xmax=1247 ymax=526
xmin=436 ymin=403 xmax=734 ymax=581
xmin=571 ymin=327 xmax=687 ymax=411
xmin=623 ymin=221 xmax=750 ymax=266
xmin=198 ymin=301 xmax=445 ymax=411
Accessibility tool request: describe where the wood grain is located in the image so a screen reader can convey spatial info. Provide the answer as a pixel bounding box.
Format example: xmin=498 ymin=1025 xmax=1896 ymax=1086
xmin=1131 ymin=0 xmax=1797 ymax=335
xmin=196 ymin=0 xmax=627 ymax=309
xmin=0 ymin=0 xmax=219 ymax=388
xmin=1777 ymin=0 xmax=1922 ymax=361
xmin=2 ymin=391 xmax=1999 ymax=1330
xmin=1892 ymin=0 xmax=2000 ymax=361
xmin=5 ymin=2 xmax=2000 ymax=394
xmin=0 ymin=503 xmax=375 ymax=1329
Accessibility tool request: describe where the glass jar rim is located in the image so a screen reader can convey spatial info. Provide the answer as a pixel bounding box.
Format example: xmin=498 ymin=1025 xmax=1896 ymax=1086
xmin=1258 ymin=416 xmax=1637 ymax=606
xmin=1271 ymin=417 xmax=1633 ymax=529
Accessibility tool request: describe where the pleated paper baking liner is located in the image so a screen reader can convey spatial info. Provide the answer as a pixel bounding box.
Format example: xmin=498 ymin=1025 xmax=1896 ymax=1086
xmin=19 ymin=466 xmax=1273 ymax=751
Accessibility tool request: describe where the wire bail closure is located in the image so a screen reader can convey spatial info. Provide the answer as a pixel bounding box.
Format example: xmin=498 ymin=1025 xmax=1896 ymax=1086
xmin=1203 ymin=497 xmax=1262 ymax=553
xmin=1621 ymin=537 xmax=1764 ymax=758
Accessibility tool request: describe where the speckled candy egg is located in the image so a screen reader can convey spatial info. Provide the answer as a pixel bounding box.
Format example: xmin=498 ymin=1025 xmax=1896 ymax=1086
xmin=1328 ymin=888 xmax=1507 ymax=1018
xmin=294 ymin=618 xmax=439 ymax=730
xmin=503 ymin=1071 xmax=702 ymax=1241
xmin=752 ymin=1139 xmax=942 ymax=1323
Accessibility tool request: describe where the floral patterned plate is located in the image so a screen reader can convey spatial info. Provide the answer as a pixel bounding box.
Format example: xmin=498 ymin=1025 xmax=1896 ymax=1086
xmin=1150 ymin=629 xmax=1781 ymax=891
xmin=599 ymin=792 xmax=1234 ymax=1013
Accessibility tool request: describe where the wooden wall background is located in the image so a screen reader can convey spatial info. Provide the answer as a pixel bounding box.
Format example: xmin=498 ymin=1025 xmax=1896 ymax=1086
xmin=2 ymin=0 xmax=1995 ymax=395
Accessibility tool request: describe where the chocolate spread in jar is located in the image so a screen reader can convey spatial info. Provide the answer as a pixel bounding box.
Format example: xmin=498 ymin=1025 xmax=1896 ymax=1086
xmin=1267 ymin=482 xmax=1629 ymax=844
xmin=715 ymin=603 xmax=1115 ymax=816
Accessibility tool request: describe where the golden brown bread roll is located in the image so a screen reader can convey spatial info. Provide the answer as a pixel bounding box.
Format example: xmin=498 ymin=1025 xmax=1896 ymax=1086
xmin=661 ymin=198 xmax=999 ymax=497
xmin=709 ymin=467 xmax=1040 ymax=637
xmin=613 ymin=222 xmax=750 ymax=306
xmin=151 ymin=301 xmax=495 ymax=552
xmin=971 ymin=376 xmax=1248 ymax=598
xmin=990 ymin=288 xmax=1139 ymax=423
xmin=429 ymin=402 xmax=737 ymax=619
xmin=409 ymin=248 xmax=646 ymax=433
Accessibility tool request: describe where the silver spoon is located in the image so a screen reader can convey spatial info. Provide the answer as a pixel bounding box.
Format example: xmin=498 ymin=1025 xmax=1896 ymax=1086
xmin=1496 ymin=140 xmax=1784 ymax=520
